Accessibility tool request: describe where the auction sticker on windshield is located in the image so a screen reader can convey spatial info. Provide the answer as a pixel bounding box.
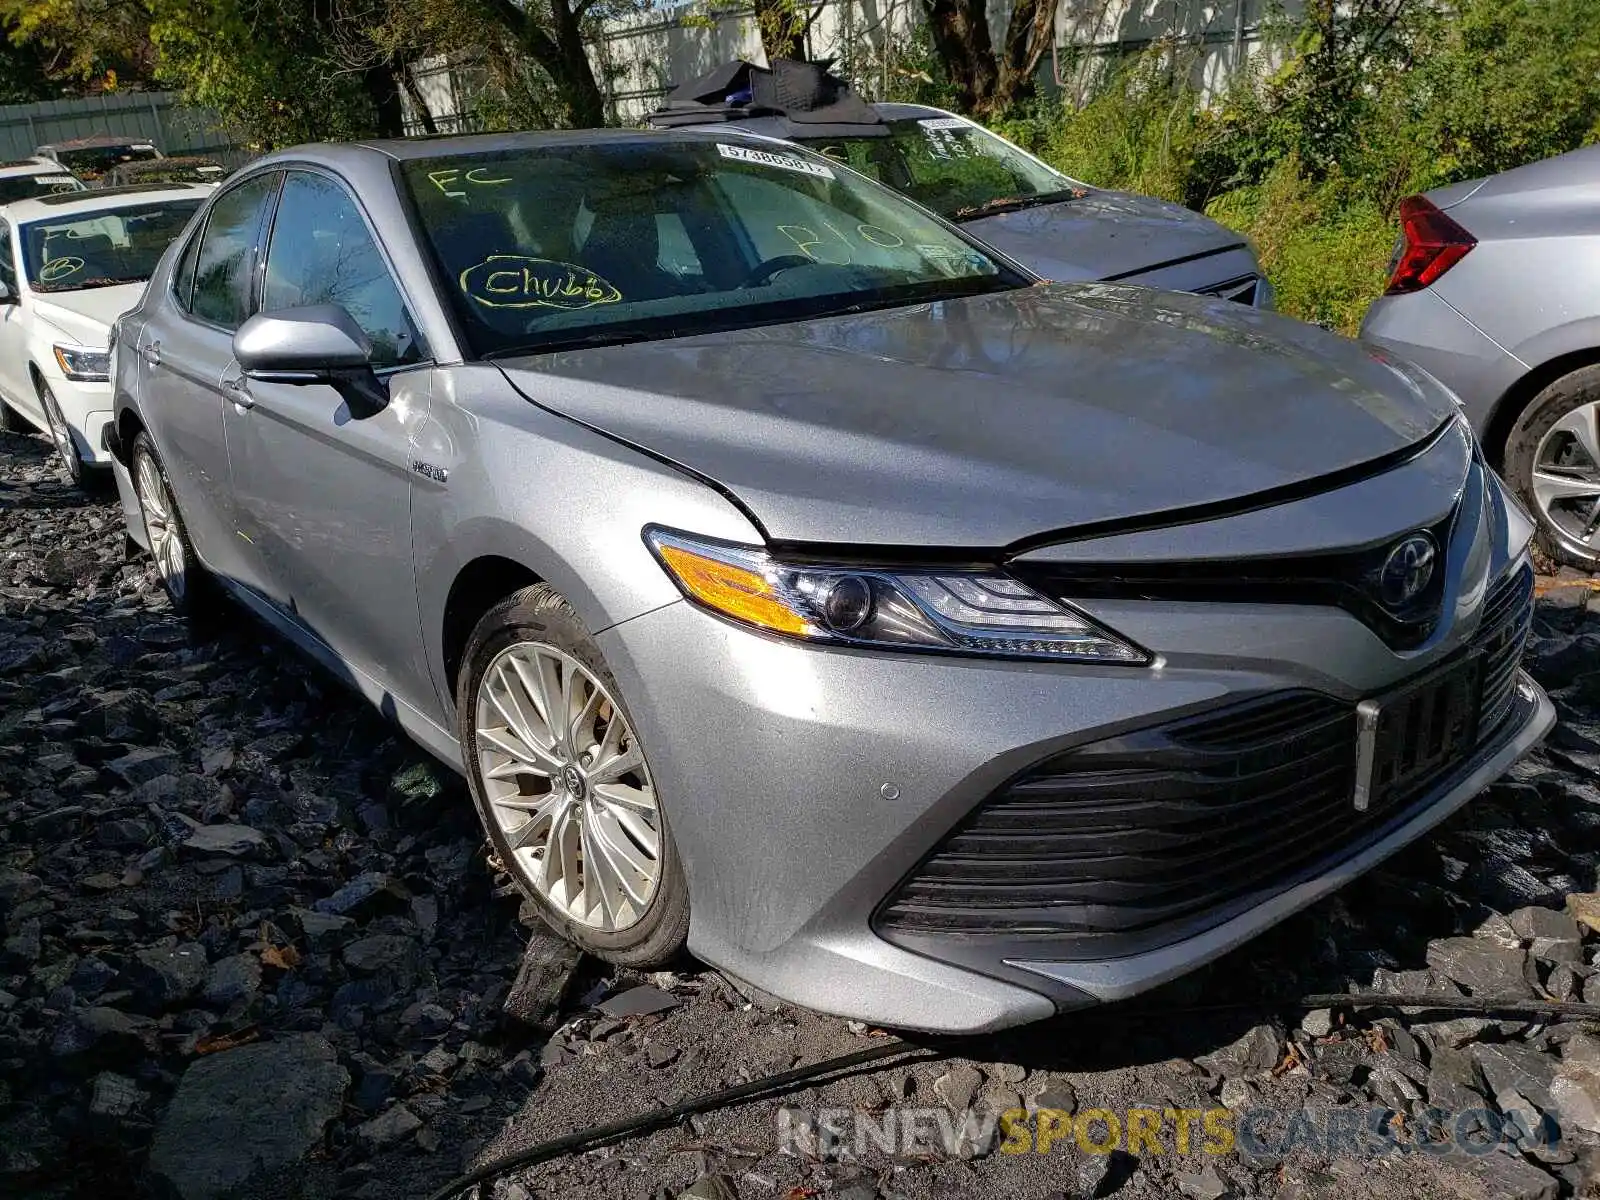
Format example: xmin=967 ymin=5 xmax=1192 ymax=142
xmin=717 ymin=143 xmax=834 ymax=180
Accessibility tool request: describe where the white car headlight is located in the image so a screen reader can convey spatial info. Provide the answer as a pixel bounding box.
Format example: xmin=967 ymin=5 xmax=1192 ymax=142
xmin=645 ymin=527 xmax=1148 ymax=663
xmin=52 ymin=344 xmax=111 ymax=383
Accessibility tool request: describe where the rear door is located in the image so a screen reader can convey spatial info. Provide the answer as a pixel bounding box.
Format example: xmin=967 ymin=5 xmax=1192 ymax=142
xmin=224 ymin=167 xmax=433 ymax=697
xmin=138 ymin=169 xmax=282 ymax=590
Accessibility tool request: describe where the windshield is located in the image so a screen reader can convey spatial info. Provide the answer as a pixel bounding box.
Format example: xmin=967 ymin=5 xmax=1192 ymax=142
xmin=53 ymin=145 xmax=161 ymax=180
xmin=401 ymin=137 xmax=1021 ymax=358
xmin=21 ymin=200 xmax=202 ymax=293
xmin=795 ymin=117 xmax=1082 ymax=221
xmin=0 ymin=171 xmax=85 ymax=206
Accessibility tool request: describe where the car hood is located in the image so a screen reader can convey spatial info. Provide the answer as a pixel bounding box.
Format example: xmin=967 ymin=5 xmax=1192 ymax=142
xmin=498 ymin=283 xmax=1457 ymax=549
xmin=29 ymin=283 xmax=143 ymax=348
xmin=960 ymin=191 xmax=1245 ymax=283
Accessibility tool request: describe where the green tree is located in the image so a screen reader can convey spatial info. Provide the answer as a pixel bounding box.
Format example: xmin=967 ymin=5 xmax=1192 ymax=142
xmin=0 ymin=28 xmax=58 ymax=100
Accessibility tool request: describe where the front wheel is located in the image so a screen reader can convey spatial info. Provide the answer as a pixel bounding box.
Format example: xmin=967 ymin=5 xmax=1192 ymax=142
xmin=39 ymin=381 xmax=86 ymax=488
xmin=1503 ymin=365 xmax=1600 ymax=570
xmin=456 ymin=583 xmax=689 ymax=967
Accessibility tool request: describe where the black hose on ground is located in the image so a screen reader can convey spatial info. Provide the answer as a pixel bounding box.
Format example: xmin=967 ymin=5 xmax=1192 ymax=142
xmin=425 ymin=991 xmax=1600 ymax=1200
xmin=423 ymin=1039 xmax=931 ymax=1200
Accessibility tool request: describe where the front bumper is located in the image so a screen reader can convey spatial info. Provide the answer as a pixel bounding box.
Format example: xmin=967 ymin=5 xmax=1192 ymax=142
xmin=599 ymin=554 xmax=1549 ymax=1034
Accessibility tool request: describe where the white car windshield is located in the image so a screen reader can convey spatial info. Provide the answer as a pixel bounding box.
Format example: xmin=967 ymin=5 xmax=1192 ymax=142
xmin=402 ymin=136 xmax=1023 ymax=357
xmin=795 ymin=117 xmax=1084 ymax=222
xmin=21 ymin=200 xmax=201 ymax=293
xmin=0 ymin=171 xmax=84 ymax=206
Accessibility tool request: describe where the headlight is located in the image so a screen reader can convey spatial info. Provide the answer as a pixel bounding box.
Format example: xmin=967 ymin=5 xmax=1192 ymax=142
xmin=52 ymin=344 xmax=110 ymax=383
xmin=645 ymin=528 xmax=1148 ymax=663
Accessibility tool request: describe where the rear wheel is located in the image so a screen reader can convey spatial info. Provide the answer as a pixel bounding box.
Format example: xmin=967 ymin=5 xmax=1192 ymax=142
xmin=131 ymin=432 xmax=217 ymax=623
xmin=1503 ymin=365 xmax=1600 ymax=570
xmin=457 ymin=583 xmax=690 ymax=968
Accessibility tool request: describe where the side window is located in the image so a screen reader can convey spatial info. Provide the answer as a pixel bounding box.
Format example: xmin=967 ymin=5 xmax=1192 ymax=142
xmin=172 ymin=223 xmax=202 ymax=311
xmin=191 ymin=172 xmax=280 ymax=330
xmin=261 ymin=171 xmax=422 ymax=368
xmin=0 ymin=222 xmax=15 ymax=295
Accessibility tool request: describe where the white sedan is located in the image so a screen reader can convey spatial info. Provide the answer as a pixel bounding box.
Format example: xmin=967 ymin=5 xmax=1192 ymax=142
xmin=0 ymin=184 xmax=207 ymax=485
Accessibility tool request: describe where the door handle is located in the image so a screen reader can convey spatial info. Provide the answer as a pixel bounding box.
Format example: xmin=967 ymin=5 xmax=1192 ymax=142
xmin=142 ymin=341 xmax=161 ymax=367
xmin=222 ymin=375 xmax=255 ymax=410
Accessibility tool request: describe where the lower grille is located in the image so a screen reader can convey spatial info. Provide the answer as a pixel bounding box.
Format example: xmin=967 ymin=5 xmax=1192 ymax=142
xmin=1478 ymin=564 xmax=1534 ymax=736
xmin=875 ymin=562 xmax=1537 ymax=954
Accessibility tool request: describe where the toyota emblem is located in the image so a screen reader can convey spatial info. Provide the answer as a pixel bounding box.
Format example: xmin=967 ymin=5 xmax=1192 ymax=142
xmin=1379 ymin=533 xmax=1437 ymax=609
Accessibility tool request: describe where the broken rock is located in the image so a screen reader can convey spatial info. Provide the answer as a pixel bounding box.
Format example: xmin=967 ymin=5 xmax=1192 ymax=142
xmin=1425 ymin=937 xmax=1535 ymax=997
xmin=147 ymin=1034 xmax=348 ymax=1200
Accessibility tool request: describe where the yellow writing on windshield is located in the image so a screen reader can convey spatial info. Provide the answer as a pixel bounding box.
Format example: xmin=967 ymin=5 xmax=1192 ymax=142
xmin=428 ymin=167 xmax=515 ymax=198
xmin=39 ymin=256 xmax=84 ymax=283
xmin=459 ymin=256 xmax=622 ymax=310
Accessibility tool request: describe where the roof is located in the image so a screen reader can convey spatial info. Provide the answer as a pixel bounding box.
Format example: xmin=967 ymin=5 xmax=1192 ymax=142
xmin=3 ymin=182 xmax=210 ymax=223
xmin=0 ymin=158 xmax=66 ymax=178
xmin=241 ymin=125 xmax=794 ymax=173
xmin=644 ymin=60 xmax=939 ymax=138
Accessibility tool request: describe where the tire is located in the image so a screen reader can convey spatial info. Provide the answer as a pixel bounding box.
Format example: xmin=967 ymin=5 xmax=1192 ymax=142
xmin=456 ymin=583 xmax=690 ymax=968
xmin=130 ymin=432 xmax=217 ymax=624
xmin=0 ymin=398 xmax=18 ymax=435
xmin=38 ymin=380 xmax=86 ymax=487
xmin=1503 ymin=364 xmax=1600 ymax=571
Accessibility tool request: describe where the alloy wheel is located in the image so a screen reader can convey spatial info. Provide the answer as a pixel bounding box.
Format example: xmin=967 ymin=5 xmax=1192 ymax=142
xmin=473 ymin=643 xmax=662 ymax=931
xmin=1531 ymin=399 xmax=1600 ymax=557
xmin=41 ymin=387 xmax=80 ymax=481
xmin=134 ymin=451 xmax=187 ymax=603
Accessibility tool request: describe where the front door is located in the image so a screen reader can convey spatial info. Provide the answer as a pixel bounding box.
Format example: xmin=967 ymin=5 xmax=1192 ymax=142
xmin=224 ymin=168 xmax=433 ymax=699
xmin=0 ymin=221 xmax=36 ymax=421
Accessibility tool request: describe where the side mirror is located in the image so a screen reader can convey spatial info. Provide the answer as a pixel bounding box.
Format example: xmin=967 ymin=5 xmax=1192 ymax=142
xmin=0 ymin=281 xmax=16 ymax=306
xmin=233 ymin=304 xmax=388 ymax=419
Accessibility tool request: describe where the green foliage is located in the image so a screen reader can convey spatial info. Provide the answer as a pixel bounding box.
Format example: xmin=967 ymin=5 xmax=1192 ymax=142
xmin=992 ymin=49 xmax=1207 ymax=205
xmin=147 ymin=0 xmax=377 ymax=146
xmin=0 ymin=28 xmax=57 ymax=101
xmin=986 ymin=0 xmax=1600 ymax=330
xmin=1206 ymin=160 xmax=1396 ymax=335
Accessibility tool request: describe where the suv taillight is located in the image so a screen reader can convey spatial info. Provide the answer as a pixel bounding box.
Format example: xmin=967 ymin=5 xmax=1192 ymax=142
xmin=1385 ymin=195 xmax=1476 ymax=295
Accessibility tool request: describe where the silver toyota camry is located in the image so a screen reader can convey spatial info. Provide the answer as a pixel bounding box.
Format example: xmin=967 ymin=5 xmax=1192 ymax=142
xmin=107 ymin=129 xmax=1553 ymax=1034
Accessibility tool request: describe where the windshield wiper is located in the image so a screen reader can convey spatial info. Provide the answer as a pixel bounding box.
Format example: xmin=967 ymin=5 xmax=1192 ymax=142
xmin=952 ymin=188 xmax=1085 ymax=221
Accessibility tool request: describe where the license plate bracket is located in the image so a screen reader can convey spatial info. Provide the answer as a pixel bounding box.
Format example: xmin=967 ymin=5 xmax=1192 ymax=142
xmin=1354 ymin=656 xmax=1481 ymax=813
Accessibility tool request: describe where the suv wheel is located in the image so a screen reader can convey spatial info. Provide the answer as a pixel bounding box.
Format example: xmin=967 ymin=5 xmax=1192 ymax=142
xmin=457 ymin=583 xmax=690 ymax=967
xmin=1504 ymin=364 xmax=1600 ymax=570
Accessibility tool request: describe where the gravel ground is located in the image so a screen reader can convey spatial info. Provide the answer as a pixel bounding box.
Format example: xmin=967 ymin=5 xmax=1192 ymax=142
xmin=2 ymin=426 xmax=1600 ymax=1200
